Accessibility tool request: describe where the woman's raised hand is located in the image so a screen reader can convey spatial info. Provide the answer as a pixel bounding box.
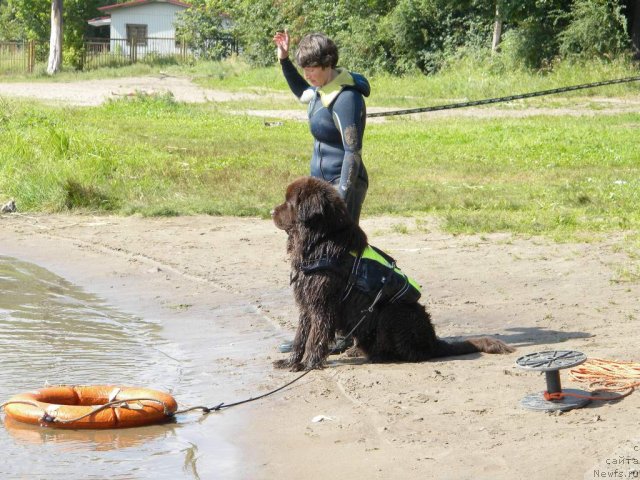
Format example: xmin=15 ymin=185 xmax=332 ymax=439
xmin=273 ymin=29 xmax=290 ymax=60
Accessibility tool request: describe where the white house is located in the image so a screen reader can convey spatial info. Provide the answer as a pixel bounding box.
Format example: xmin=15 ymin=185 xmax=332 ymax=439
xmin=90 ymin=0 xmax=191 ymax=56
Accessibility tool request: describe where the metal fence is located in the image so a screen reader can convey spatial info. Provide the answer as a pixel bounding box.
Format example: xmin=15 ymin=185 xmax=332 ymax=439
xmin=83 ymin=37 xmax=190 ymax=70
xmin=0 ymin=36 xmax=238 ymax=74
xmin=0 ymin=41 xmax=37 ymax=74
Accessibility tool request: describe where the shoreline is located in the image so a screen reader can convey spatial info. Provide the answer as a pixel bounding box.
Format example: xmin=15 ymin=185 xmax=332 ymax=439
xmin=1 ymin=213 xmax=639 ymax=479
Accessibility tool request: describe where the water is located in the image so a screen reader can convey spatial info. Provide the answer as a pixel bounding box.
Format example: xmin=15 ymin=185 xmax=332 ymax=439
xmin=0 ymin=256 xmax=279 ymax=479
xmin=0 ymin=257 xmax=180 ymax=392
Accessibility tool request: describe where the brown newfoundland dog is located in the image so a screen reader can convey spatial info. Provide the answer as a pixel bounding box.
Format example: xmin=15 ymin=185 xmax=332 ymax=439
xmin=272 ymin=177 xmax=514 ymax=371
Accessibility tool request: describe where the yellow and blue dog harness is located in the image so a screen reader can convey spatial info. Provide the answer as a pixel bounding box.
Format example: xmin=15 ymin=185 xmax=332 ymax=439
xmin=299 ymin=245 xmax=421 ymax=305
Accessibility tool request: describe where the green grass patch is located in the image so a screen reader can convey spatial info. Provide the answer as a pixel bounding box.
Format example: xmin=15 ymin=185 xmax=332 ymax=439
xmin=193 ymin=56 xmax=640 ymax=108
xmin=364 ymin=113 xmax=640 ymax=238
xmin=0 ymin=94 xmax=309 ymax=216
xmin=368 ymin=55 xmax=640 ymax=108
xmin=1 ymin=56 xmax=640 ymax=241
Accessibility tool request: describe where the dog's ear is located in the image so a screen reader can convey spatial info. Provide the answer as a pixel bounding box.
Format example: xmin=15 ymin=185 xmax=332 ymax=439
xmin=297 ymin=178 xmax=351 ymax=231
xmin=297 ymin=185 xmax=326 ymax=227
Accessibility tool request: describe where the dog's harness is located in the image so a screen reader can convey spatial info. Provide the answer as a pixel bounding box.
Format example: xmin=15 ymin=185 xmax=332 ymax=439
xmin=297 ymin=245 xmax=421 ymax=306
xmin=344 ymin=245 xmax=421 ymax=304
xmin=296 ymin=245 xmax=422 ymax=351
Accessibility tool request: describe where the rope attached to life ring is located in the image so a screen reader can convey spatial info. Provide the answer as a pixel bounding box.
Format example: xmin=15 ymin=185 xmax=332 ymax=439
xmin=5 ymin=358 xmax=637 ymax=421
xmin=172 ymin=287 xmax=387 ymax=416
xmin=0 ymin=397 xmax=172 ymax=424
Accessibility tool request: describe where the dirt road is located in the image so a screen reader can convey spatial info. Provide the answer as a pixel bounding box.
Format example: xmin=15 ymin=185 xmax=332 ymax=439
xmin=2 ymin=74 xmax=640 ymax=120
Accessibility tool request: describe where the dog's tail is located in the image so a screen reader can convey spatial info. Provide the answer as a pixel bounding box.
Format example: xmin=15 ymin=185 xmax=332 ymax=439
xmin=434 ymin=336 xmax=515 ymax=358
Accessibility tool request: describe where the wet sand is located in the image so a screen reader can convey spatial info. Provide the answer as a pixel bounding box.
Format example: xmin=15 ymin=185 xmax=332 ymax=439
xmin=1 ymin=212 xmax=639 ymax=479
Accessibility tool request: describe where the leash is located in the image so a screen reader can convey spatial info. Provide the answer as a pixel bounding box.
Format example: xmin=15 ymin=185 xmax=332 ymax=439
xmin=172 ymin=369 xmax=314 ymax=415
xmin=366 ymin=75 xmax=640 ymax=118
xmin=173 ymin=277 xmax=388 ymax=417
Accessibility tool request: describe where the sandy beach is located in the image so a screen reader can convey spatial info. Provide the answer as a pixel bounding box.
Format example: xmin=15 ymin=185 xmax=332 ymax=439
xmin=1 ymin=75 xmax=640 ymax=478
xmin=1 ymin=211 xmax=639 ymax=479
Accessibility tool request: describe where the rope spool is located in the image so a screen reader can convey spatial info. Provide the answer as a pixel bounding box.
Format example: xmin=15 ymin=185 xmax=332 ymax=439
xmin=516 ymin=351 xmax=638 ymax=412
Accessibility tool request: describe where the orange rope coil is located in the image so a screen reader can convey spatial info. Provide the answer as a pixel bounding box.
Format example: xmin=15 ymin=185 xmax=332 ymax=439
xmin=542 ymin=358 xmax=640 ymax=402
xmin=569 ymin=358 xmax=640 ymax=392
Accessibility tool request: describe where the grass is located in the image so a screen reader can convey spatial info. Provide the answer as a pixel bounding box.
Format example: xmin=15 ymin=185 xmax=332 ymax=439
xmin=1 ymin=57 xmax=639 ymax=241
xmin=190 ymin=55 xmax=640 ymax=107
xmin=368 ymin=55 xmax=640 ymax=106
xmin=366 ymin=113 xmax=640 ymax=235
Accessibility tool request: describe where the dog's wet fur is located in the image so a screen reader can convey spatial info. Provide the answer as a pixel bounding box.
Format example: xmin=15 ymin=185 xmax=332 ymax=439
xmin=272 ymin=177 xmax=514 ymax=371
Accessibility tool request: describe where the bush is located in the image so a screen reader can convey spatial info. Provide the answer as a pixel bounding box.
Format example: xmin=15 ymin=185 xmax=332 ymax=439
xmin=499 ymin=22 xmax=562 ymax=71
xmin=175 ymin=3 xmax=237 ymax=61
xmin=558 ymin=0 xmax=630 ymax=58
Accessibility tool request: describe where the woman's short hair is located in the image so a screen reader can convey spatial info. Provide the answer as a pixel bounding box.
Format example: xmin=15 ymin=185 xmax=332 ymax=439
xmin=295 ymin=33 xmax=339 ymax=68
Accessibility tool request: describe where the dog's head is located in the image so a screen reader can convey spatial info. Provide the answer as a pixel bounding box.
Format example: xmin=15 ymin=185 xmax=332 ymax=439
xmin=272 ymin=177 xmax=353 ymax=234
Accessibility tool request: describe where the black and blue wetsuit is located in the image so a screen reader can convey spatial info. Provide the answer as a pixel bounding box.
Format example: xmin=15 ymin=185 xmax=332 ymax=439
xmin=280 ymin=57 xmax=370 ymax=223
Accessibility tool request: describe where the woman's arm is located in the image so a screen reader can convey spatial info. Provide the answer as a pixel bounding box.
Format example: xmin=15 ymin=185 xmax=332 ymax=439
xmin=273 ymin=30 xmax=309 ymax=99
xmin=280 ymin=57 xmax=310 ymax=99
xmin=332 ymin=89 xmax=366 ymax=201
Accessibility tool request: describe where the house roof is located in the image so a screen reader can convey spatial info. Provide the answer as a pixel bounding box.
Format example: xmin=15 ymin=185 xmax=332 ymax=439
xmin=98 ymin=0 xmax=191 ymax=13
xmin=88 ymin=15 xmax=111 ymax=27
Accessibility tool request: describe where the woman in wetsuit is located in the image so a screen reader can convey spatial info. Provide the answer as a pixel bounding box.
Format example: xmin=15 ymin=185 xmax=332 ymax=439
xmin=273 ymin=31 xmax=370 ymax=224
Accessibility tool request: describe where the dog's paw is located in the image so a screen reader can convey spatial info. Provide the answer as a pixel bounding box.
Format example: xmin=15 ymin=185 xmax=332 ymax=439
xmin=341 ymin=345 xmax=363 ymax=358
xmin=471 ymin=337 xmax=515 ymax=354
xmin=274 ymin=358 xmax=307 ymax=371
xmin=273 ymin=359 xmax=292 ymax=369
xmin=491 ymin=340 xmax=516 ymax=354
xmin=302 ymin=359 xmax=326 ymax=371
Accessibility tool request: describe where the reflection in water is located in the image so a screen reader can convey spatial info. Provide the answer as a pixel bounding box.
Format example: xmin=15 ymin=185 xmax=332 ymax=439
xmin=0 ymin=256 xmax=240 ymax=479
xmin=2 ymin=415 xmax=177 ymax=451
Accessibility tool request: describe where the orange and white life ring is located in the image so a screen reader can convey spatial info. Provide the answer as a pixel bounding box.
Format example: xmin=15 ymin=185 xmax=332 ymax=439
xmin=2 ymin=385 xmax=177 ymax=429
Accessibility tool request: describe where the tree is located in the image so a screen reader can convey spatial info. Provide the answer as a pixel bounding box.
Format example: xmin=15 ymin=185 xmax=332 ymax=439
xmin=63 ymin=0 xmax=104 ymax=69
xmin=2 ymin=0 xmax=639 ymax=75
xmin=0 ymin=0 xmax=102 ymax=69
xmin=492 ymin=2 xmax=503 ymax=53
xmin=0 ymin=0 xmax=51 ymax=42
xmin=47 ymin=0 xmax=62 ymax=74
xmin=489 ymin=0 xmax=572 ymax=69
xmin=558 ymin=0 xmax=629 ymax=59
xmin=626 ymin=0 xmax=640 ymax=55
xmin=174 ymin=1 xmax=235 ymax=60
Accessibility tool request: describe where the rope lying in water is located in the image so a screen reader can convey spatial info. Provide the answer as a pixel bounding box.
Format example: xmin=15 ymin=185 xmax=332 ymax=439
xmin=366 ymin=76 xmax=640 ymax=118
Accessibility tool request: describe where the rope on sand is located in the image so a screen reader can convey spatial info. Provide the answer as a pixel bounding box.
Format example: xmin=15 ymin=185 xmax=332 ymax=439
xmin=569 ymin=358 xmax=640 ymax=392
xmin=541 ymin=358 xmax=640 ymax=402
